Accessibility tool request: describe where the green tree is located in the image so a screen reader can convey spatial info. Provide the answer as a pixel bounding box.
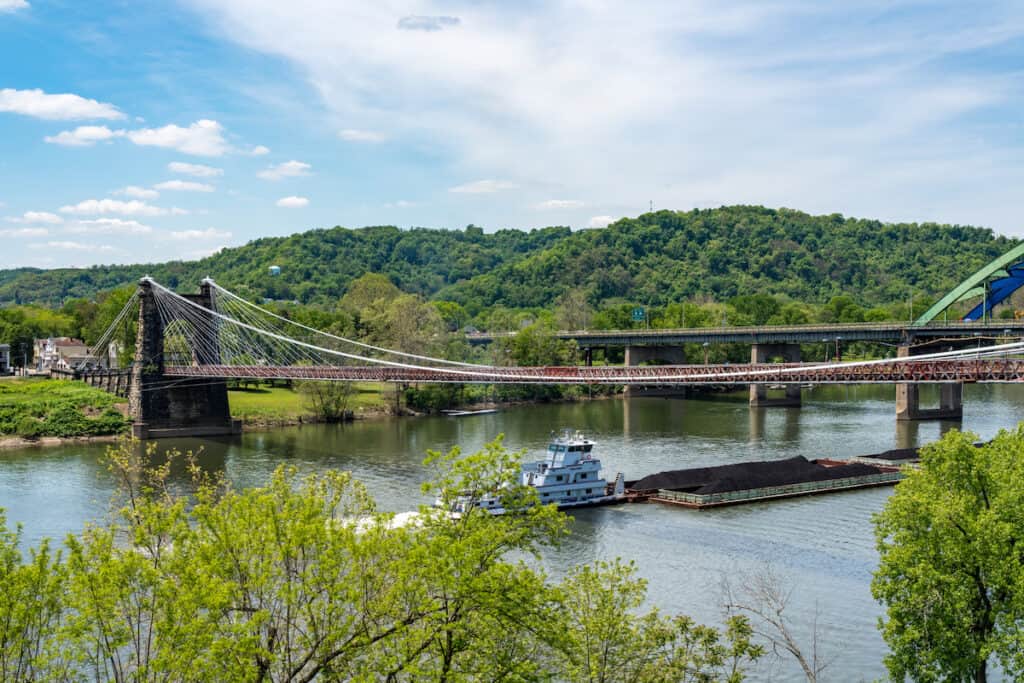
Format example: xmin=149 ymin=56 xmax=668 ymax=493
xmin=497 ymin=321 xmax=576 ymax=367
xmin=0 ymin=436 xmax=766 ymax=682
xmin=766 ymin=303 xmax=810 ymax=326
xmin=0 ymin=513 xmax=69 ymax=681
xmin=729 ymin=294 xmax=780 ymax=326
xmin=433 ymin=300 xmax=468 ymax=332
xmin=872 ymin=427 xmax=1024 ymax=683
xmin=297 ymin=380 xmax=355 ymax=421
xmin=555 ymin=288 xmax=593 ymax=330
xmin=340 ymin=272 xmax=402 ymax=313
xmin=552 ymin=559 xmax=762 ymax=682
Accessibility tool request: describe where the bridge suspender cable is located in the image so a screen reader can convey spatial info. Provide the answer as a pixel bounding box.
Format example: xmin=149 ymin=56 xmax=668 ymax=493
xmin=205 ymin=279 xmax=493 ymax=369
xmin=87 ymin=291 xmax=139 ymax=362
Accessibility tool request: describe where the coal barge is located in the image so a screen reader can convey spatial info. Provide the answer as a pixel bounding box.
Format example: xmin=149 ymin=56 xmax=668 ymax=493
xmin=625 ymin=448 xmax=918 ymax=509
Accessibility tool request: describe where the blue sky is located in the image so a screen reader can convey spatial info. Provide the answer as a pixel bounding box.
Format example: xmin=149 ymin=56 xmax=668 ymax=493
xmin=1 ymin=0 xmax=1023 ymax=268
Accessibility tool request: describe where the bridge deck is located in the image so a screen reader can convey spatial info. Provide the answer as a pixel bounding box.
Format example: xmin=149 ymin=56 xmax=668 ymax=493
xmin=166 ymin=359 xmax=1024 ymax=384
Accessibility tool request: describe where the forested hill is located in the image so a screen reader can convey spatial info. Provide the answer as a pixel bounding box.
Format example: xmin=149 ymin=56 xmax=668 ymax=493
xmin=0 ymin=206 xmax=1016 ymax=311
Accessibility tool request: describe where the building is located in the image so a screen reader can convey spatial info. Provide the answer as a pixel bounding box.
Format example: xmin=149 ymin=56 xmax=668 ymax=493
xmin=34 ymin=337 xmax=90 ymax=372
xmin=0 ymin=344 xmax=9 ymax=375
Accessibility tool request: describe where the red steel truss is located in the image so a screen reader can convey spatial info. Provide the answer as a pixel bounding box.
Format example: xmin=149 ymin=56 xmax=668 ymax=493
xmin=164 ymin=359 xmax=1024 ymax=384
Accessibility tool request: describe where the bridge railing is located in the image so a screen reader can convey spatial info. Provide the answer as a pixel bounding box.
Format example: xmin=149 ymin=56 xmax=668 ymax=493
xmin=52 ymin=367 xmax=133 ymax=398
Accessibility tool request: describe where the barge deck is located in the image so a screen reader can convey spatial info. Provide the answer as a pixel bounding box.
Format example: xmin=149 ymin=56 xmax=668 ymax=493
xmin=627 ymin=453 xmax=913 ymax=509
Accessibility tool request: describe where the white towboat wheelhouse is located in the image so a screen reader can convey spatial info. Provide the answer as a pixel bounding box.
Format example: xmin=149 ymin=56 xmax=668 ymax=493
xmin=443 ymin=429 xmax=626 ymax=516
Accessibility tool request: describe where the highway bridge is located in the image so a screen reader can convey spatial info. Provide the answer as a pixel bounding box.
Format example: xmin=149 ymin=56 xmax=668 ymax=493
xmin=465 ymin=321 xmax=1024 ymax=346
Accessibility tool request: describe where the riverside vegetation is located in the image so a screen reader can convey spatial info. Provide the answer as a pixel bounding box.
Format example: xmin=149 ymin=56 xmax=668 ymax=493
xmin=873 ymin=426 xmax=1024 ymax=683
xmin=3 ymin=205 xmax=1020 ymax=431
xmin=0 ymin=379 xmax=126 ymax=441
xmin=0 ymin=436 xmax=764 ymax=682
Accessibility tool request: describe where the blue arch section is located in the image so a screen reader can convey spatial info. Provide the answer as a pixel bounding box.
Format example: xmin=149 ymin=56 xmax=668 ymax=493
xmin=962 ymin=263 xmax=1024 ymax=321
xmin=916 ymin=243 xmax=1024 ymax=325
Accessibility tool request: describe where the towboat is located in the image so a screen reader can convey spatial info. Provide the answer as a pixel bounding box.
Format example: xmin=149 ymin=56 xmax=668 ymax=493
xmin=440 ymin=429 xmax=626 ymax=516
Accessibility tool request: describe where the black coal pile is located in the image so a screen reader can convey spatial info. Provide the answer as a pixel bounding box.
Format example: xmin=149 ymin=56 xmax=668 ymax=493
xmin=630 ymin=456 xmax=884 ymax=495
xmin=858 ymin=447 xmax=919 ymax=462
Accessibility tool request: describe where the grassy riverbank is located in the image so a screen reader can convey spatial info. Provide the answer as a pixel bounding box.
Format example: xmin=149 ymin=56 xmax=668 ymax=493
xmin=0 ymin=377 xmax=128 ymax=440
xmin=228 ymin=382 xmax=392 ymax=425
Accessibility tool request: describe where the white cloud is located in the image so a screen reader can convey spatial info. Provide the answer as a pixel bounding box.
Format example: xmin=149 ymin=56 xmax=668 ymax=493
xmin=30 ymin=240 xmax=117 ymax=252
xmin=154 ymin=180 xmax=215 ymax=192
xmin=59 ymin=199 xmax=168 ymax=216
xmin=339 ymin=128 xmax=386 ymax=142
xmin=6 ymin=211 xmax=62 ymax=224
xmin=536 ymin=199 xmax=584 ymax=210
xmin=0 ymin=0 xmax=29 ymax=12
xmin=0 ymin=88 xmax=123 ymax=120
xmin=258 ymin=160 xmax=311 ymax=180
xmin=449 ymin=179 xmax=518 ymax=194
xmin=169 ymin=227 xmax=232 ymax=240
xmin=126 ymin=119 xmax=229 ymax=156
xmin=185 ymin=245 xmax=228 ymax=259
xmin=170 ymin=207 xmax=190 ymax=215
xmin=587 ymin=215 xmax=614 ymax=229
xmin=114 ymin=186 xmax=160 ymax=199
xmin=66 ymin=218 xmax=153 ymax=234
xmin=0 ymin=227 xmax=49 ymax=237
xmin=168 ymin=161 xmax=223 ymax=177
xmin=249 ymin=145 xmax=270 ymax=156
xmin=396 ymin=15 xmax=460 ymax=32
xmin=183 ymin=1 xmax=1024 ymax=236
xmin=43 ymin=125 xmax=124 ymax=146
xmin=385 ymin=199 xmax=416 ymax=208
xmin=275 ymin=196 xmax=309 ymax=208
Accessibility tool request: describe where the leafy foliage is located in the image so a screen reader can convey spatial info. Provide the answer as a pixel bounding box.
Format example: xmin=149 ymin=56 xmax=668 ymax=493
xmin=0 ymin=379 xmax=127 ymax=437
xmin=872 ymin=427 xmax=1024 ymax=683
xmin=0 ymin=436 xmax=762 ymax=681
xmin=0 ymin=207 xmax=1013 ymax=320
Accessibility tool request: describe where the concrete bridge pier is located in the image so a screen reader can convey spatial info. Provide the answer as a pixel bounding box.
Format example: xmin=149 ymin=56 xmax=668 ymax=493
xmin=128 ymin=278 xmax=240 ymax=439
xmin=895 ymin=344 xmax=963 ymax=421
xmin=749 ymin=343 xmax=802 ymax=407
xmin=624 ymin=345 xmax=687 ymax=397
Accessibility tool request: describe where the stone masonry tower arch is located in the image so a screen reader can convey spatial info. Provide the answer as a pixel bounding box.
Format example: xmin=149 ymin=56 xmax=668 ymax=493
xmin=128 ymin=278 xmax=240 ymax=439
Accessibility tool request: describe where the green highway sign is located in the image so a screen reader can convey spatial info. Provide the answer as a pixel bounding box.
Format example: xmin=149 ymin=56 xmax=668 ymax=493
xmin=631 ymin=307 xmax=645 ymax=322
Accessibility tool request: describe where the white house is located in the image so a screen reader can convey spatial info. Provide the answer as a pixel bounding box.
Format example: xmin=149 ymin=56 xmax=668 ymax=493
xmin=34 ymin=337 xmax=90 ymax=372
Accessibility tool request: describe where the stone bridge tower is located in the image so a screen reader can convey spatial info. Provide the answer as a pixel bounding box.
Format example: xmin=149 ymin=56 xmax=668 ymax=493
xmin=128 ymin=278 xmax=240 ymax=439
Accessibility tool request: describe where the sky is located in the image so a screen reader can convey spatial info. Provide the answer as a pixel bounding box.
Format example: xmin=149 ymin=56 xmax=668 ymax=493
xmin=1 ymin=0 xmax=1023 ymax=269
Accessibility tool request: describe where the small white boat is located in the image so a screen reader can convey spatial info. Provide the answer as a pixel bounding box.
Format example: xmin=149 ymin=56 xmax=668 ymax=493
xmin=441 ymin=408 xmax=499 ymax=417
xmin=440 ymin=429 xmax=626 ymax=516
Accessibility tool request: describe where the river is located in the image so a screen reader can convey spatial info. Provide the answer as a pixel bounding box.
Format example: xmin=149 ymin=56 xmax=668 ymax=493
xmin=3 ymin=383 xmax=1024 ymax=681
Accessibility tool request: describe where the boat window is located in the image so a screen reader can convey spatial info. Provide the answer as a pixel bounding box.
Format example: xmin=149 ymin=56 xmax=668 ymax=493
xmin=586 ymin=489 xmax=592 ymax=494
xmin=556 ymin=475 xmax=563 ymax=481
xmin=583 ymin=445 xmax=593 ymax=453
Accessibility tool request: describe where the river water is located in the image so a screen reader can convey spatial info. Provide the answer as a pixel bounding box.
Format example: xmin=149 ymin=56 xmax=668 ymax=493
xmin=3 ymin=384 xmax=1024 ymax=681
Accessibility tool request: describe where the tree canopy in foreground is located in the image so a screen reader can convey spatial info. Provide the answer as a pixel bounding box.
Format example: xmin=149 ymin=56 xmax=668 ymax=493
xmin=0 ymin=437 xmax=761 ymax=682
xmin=873 ymin=427 xmax=1024 ymax=683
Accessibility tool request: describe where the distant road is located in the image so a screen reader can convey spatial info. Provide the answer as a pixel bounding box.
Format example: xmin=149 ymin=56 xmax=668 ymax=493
xmin=465 ymin=321 xmax=1024 ymax=346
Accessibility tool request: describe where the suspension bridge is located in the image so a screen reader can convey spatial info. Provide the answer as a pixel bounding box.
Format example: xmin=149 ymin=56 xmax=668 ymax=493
xmin=79 ymin=277 xmax=1024 ymax=438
